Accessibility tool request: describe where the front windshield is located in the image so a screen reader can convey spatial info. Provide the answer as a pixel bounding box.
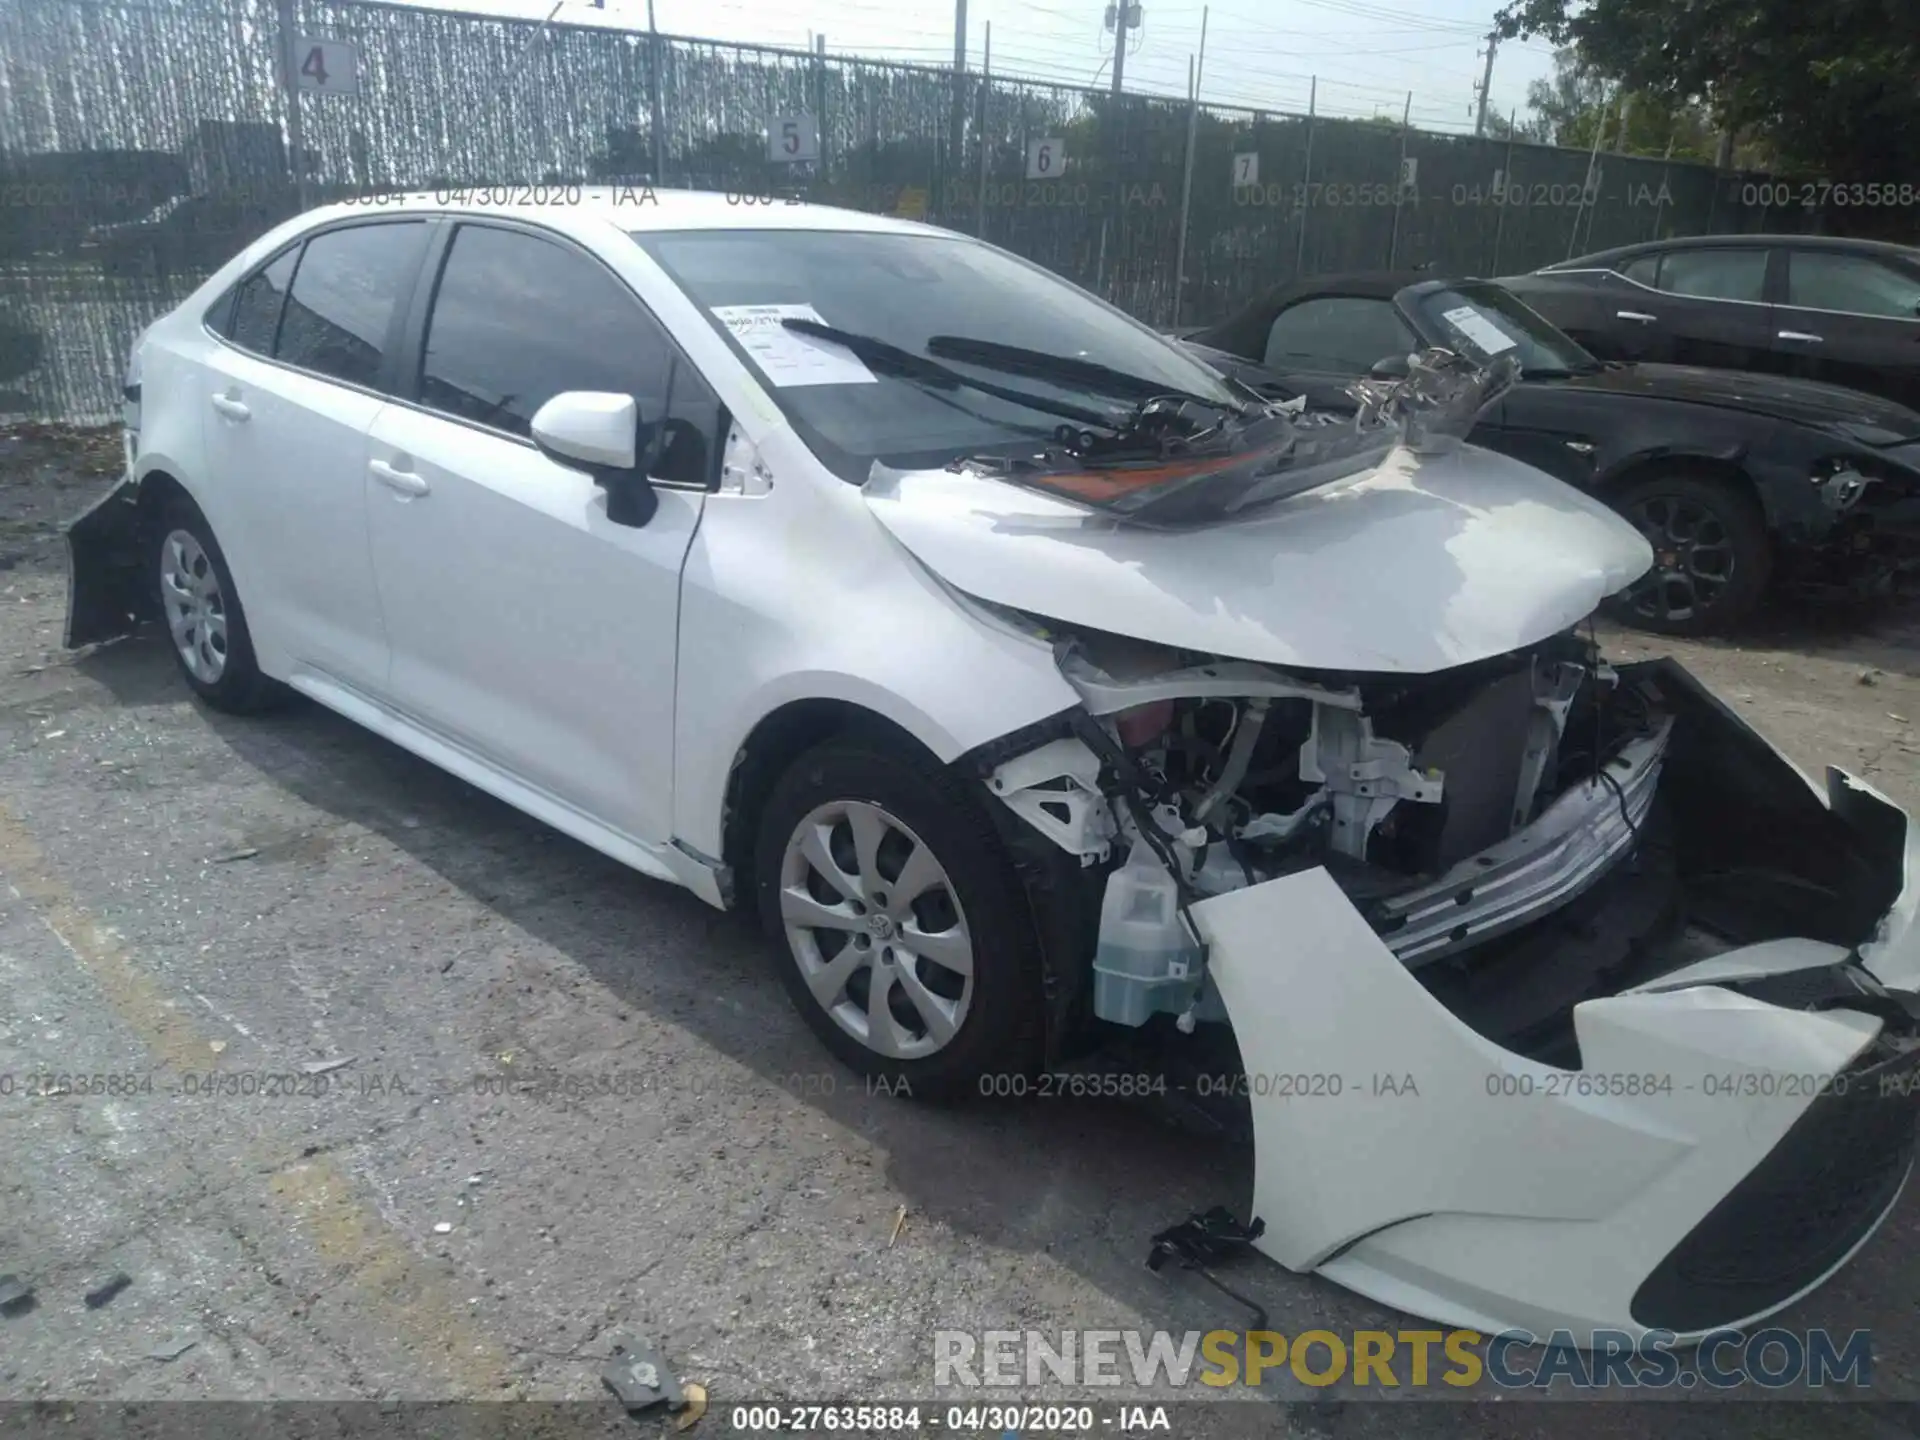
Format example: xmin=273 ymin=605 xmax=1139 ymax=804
xmin=1407 ymin=281 xmax=1600 ymax=378
xmin=634 ymin=228 xmax=1241 ymax=481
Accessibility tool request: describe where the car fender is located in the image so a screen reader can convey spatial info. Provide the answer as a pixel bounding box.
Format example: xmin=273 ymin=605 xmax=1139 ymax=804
xmin=670 ymin=433 xmax=1081 ymax=863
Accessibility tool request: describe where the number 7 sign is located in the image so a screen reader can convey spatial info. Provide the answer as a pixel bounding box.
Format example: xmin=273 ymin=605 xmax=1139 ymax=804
xmin=294 ymin=37 xmax=360 ymax=94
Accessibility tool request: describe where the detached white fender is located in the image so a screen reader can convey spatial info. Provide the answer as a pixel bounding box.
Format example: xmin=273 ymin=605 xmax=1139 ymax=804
xmin=1198 ymin=786 xmax=1920 ymax=1339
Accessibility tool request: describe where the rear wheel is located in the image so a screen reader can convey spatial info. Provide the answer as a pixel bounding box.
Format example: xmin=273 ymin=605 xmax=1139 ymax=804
xmin=154 ymin=496 xmax=282 ymax=713
xmin=753 ymin=734 xmax=1045 ymax=1098
xmin=1607 ymin=472 xmax=1771 ymax=635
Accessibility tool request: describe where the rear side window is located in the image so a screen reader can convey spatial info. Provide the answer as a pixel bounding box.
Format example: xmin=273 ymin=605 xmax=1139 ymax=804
xmin=1621 ymin=254 xmax=1661 ymax=286
xmin=227 ymin=248 xmax=298 ymax=355
xmin=276 ymin=222 xmax=427 ymax=388
xmin=1264 ymin=297 xmax=1417 ymax=374
xmin=418 ymin=223 xmax=720 ymax=483
xmin=1655 ymin=248 xmax=1766 ymax=302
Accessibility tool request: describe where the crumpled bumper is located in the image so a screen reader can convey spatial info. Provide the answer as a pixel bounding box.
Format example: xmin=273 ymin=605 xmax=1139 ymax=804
xmin=1197 ymin=678 xmax=1920 ymax=1342
xmin=64 ymin=474 xmax=148 ymax=649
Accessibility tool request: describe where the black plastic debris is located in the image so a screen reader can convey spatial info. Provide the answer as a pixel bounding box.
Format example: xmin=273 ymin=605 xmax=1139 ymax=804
xmin=601 ymin=1334 xmax=684 ymax=1413
xmin=83 ymin=1270 xmax=132 ymax=1309
xmin=0 ymin=1274 xmax=33 ymax=1315
xmin=1146 ymin=1205 xmax=1269 ymax=1329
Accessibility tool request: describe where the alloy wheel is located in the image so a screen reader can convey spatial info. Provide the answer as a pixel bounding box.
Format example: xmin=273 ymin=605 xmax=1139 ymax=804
xmin=778 ymin=799 xmax=974 ymax=1060
xmin=160 ymin=528 xmax=229 ymax=683
xmin=1622 ymin=493 xmax=1735 ymax=625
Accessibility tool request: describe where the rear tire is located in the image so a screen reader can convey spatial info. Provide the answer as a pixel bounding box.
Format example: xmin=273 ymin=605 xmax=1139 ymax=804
xmin=1606 ymin=472 xmax=1771 ymax=635
xmin=153 ymin=495 xmax=283 ymax=713
xmin=753 ymin=734 xmax=1046 ymax=1099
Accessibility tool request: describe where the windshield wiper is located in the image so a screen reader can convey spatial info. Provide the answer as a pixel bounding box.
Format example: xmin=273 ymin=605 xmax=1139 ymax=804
xmin=925 ymin=334 xmax=1246 ymax=413
xmin=780 ymin=318 xmax=1121 ymax=430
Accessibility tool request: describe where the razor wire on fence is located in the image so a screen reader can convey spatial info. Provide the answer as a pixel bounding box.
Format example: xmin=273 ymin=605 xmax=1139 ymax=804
xmin=0 ymin=0 xmax=1827 ymax=421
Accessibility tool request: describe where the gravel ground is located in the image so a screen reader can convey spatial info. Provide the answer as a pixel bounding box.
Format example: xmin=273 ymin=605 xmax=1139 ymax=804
xmin=3 ymin=424 xmax=1920 ymax=1439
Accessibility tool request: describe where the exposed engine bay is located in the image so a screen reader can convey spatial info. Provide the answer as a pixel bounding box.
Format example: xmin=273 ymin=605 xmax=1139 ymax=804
xmin=986 ymin=620 xmax=1904 ymax=1067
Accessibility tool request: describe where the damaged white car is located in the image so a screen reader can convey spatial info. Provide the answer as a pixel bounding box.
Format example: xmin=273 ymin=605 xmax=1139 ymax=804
xmin=69 ymin=193 xmax=1920 ymax=1343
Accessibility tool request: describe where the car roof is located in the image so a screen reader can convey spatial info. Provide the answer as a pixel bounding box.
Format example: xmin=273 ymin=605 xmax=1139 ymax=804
xmin=292 ymin=186 xmax=946 ymax=239
xmin=1547 ymin=233 xmax=1920 ymax=270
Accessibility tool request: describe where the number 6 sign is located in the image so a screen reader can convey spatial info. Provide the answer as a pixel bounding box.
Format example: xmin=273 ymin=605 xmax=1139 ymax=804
xmin=293 ymin=37 xmax=359 ymax=94
xmin=1025 ymin=138 xmax=1064 ymax=180
xmin=768 ymin=114 xmax=820 ymax=163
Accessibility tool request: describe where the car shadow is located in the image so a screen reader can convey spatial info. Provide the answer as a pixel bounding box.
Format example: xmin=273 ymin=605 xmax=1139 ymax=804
xmin=73 ymin=634 xmax=1920 ymax=1424
xmin=101 ymin=640 xmax=1322 ymax=1341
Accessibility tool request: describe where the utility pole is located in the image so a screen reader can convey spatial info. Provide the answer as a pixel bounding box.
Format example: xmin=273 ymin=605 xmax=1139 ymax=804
xmin=949 ymin=0 xmax=967 ymax=188
xmin=648 ymin=0 xmax=666 ymax=182
xmin=1473 ymin=29 xmax=1498 ymax=137
xmin=1108 ymin=1 xmax=1132 ymax=97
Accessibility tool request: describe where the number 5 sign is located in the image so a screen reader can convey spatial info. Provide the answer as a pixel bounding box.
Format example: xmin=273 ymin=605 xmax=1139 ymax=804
xmin=1025 ymin=138 xmax=1064 ymax=179
xmin=293 ymin=37 xmax=359 ymax=94
xmin=769 ymin=114 xmax=820 ymax=163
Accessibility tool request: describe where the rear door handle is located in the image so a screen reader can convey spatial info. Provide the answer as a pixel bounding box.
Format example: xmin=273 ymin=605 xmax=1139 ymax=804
xmin=209 ymin=393 xmax=250 ymax=421
xmin=1777 ymin=330 xmax=1823 ymax=344
xmin=369 ymin=458 xmax=430 ymax=497
xmin=1616 ymin=311 xmax=1658 ymax=324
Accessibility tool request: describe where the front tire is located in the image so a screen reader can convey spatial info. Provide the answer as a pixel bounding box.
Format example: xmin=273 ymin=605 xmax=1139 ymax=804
xmin=1606 ymin=472 xmax=1772 ymax=635
xmin=154 ymin=495 xmax=282 ymax=713
xmin=753 ymin=735 xmax=1046 ymax=1098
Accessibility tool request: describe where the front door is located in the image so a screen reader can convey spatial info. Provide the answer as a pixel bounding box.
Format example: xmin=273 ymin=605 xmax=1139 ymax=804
xmin=364 ymin=221 xmax=725 ymax=847
xmin=1773 ymin=248 xmax=1920 ymax=409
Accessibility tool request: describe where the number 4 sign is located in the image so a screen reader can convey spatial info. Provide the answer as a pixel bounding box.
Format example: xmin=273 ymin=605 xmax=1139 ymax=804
xmin=1025 ymin=138 xmax=1064 ymax=179
xmin=769 ymin=114 xmax=820 ymax=163
xmin=294 ymin=37 xmax=359 ymax=94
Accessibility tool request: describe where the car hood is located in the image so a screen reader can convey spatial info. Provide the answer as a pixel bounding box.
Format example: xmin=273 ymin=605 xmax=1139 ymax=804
xmin=864 ymin=440 xmax=1654 ymax=675
xmin=1555 ymin=363 xmax=1920 ymax=443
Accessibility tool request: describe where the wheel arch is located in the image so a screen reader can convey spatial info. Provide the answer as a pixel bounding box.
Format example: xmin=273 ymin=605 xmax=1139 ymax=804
xmin=1595 ymin=451 xmax=1770 ymax=520
xmin=717 ymin=697 xmax=1103 ymax=1065
xmin=719 ymin=697 xmax=941 ymax=906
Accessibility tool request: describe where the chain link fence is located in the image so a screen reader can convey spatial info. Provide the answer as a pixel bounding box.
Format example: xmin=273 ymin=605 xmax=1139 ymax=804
xmin=1 ymin=0 xmax=1811 ymax=421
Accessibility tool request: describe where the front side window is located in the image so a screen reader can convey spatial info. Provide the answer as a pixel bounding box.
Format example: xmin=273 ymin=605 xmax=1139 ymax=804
xmin=1786 ymin=251 xmax=1920 ymax=318
xmin=1264 ymin=297 xmax=1417 ymax=374
xmin=634 ymin=227 xmax=1239 ymax=481
xmin=418 ymin=224 xmax=718 ymax=484
xmin=226 ymin=248 xmax=297 ymax=355
xmin=275 ymin=221 xmax=427 ymax=388
xmin=1655 ymin=248 xmax=1766 ymax=302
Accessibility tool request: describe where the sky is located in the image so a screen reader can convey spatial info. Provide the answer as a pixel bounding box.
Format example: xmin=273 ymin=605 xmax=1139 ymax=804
xmin=417 ymin=0 xmax=1564 ymax=133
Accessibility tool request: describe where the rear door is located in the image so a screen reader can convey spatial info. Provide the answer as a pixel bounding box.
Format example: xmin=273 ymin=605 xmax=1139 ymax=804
xmin=1617 ymin=244 xmax=1776 ymax=370
xmin=199 ymin=218 xmax=430 ymax=689
xmin=1774 ymin=248 xmax=1920 ymax=409
xmin=363 ymin=219 xmax=723 ymax=847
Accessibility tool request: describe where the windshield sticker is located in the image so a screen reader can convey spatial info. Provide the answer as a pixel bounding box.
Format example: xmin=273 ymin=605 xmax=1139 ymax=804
xmin=710 ymin=303 xmax=878 ymax=388
xmin=1439 ymin=305 xmax=1519 ymax=357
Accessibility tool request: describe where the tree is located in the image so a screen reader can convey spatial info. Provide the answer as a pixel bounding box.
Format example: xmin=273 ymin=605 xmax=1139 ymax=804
xmin=1495 ymin=0 xmax=1920 ymax=178
xmin=1514 ymin=48 xmax=1722 ymax=161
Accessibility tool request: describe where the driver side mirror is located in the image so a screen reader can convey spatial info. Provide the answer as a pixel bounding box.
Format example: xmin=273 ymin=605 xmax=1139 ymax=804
xmin=530 ymin=390 xmax=658 ymax=528
xmin=1369 ymin=353 xmax=1412 ymax=381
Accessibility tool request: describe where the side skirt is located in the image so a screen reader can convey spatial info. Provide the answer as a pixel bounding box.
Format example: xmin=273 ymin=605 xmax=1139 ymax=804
xmin=289 ymin=667 xmax=726 ymax=908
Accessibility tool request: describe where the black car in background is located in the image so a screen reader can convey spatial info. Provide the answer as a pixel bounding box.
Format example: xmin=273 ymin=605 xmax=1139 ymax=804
xmin=1183 ymin=272 xmax=1920 ymax=634
xmin=1500 ymin=235 xmax=1920 ymax=411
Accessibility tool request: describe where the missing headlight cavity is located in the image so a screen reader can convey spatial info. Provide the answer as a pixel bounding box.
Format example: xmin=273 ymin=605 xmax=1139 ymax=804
xmin=984 ymin=626 xmax=1901 ymax=1064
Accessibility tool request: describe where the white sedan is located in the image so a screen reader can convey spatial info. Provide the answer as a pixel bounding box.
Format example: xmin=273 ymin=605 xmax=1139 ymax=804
xmin=66 ymin=190 xmax=1920 ymax=1343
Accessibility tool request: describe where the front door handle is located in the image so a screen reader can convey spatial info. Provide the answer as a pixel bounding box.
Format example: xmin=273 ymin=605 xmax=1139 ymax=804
xmin=1777 ymin=330 xmax=1823 ymax=344
xmin=210 ymin=392 xmax=251 ymax=421
xmin=1616 ymin=311 xmax=1658 ymax=324
xmin=369 ymin=458 xmax=430 ymax=497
